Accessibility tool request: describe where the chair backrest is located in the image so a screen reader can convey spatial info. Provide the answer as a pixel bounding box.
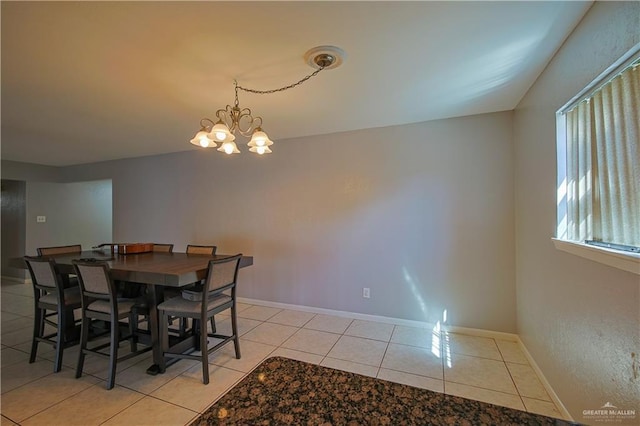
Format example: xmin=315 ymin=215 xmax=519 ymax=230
xmin=24 ymin=256 xmax=63 ymax=293
xmin=73 ymin=260 xmax=114 ymax=298
xmin=37 ymin=244 xmax=82 ymax=256
xmin=153 ymin=243 xmax=174 ymax=253
xmin=186 ymin=244 xmax=217 ymax=255
xmin=205 ymin=254 xmax=242 ymax=294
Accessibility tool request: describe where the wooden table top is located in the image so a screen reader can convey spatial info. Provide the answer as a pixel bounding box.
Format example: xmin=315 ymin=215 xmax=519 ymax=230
xmin=13 ymin=251 xmax=253 ymax=287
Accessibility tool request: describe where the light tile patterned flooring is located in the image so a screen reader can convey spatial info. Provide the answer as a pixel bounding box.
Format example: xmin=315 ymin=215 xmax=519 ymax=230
xmin=1 ymin=280 xmax=566 ymax=425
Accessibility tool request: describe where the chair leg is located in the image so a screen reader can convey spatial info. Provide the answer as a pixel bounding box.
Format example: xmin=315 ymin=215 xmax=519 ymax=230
xmin=231 ymin=308 xmax=241 ymax=359
xmin=54 ymin=308 xmax=65 ymax=372
xmin=76 ymin=314 xmax=89 ymax=379
xmin=107 ymin=317 xmax=119 ymax=390
xmin=180 ymin=318 xmax=189 ymax=337
xmin=201 ymin=317 xmax=209 ymax=385
xmin=159 ymin=311 xmax=169 ymax=373
xmin=192 ymin=319 xmax=201 ymax=351
xmin=30 ymin=305 xmax=43 ymax=363
xmin=128 ymin=312 xmax=137 ymax=353
xmin=210 ymin=317 xmax=216 ymax=333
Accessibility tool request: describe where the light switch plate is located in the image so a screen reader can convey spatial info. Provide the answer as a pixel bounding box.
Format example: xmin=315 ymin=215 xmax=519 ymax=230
xmin=36 ymin=216 xmax=46 ymax=223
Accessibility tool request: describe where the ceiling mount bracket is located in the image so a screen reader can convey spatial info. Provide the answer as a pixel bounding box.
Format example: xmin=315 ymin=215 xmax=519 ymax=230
xmin=305 ymin=46 xmax=346 ymax=70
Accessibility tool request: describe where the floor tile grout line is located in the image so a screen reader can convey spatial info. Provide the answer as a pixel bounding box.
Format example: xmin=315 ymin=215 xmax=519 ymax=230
xmin=97 ymin=392 xmax=184 ymax=426
xmin=265 ymin=310 xmax=318 ymax=329
xmin=443 ymin=378 xmax=523 ymax=397
xmin=9 ymin=377 xmax=101 ymax=424
xmin=376 ymin=328 xmax=393 ymax=374
xmin=499 ymin=340 xmax=530 ymax=412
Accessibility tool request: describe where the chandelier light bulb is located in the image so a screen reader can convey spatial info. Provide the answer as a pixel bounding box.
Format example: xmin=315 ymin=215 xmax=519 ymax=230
xmin=190 ymin=130 xmax=214 ymax=148
xmin=248 ymin=129 xmax=273 ymax=154
xmin=210 ymin=122 xmax=233 ymax=143
xmin=249 ymin=145 xmax=272 ymax=154
xmin=217 ymin=140 xmax=240 ymax=155
xmin=252 ymin=131 xmax=268 ymax=146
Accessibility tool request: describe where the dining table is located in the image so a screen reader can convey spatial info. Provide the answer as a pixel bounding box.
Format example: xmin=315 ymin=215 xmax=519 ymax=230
xmin=11 ymin=249 xmax=253 ymax=375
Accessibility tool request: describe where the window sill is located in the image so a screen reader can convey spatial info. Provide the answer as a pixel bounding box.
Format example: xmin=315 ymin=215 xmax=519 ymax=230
xmin=552 ymin=238 xmax=640 ymax=275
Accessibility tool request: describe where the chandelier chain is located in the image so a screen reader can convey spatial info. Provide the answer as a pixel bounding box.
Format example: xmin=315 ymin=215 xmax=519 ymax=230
xmin=235 ymin=66 xmax=326 ymax=96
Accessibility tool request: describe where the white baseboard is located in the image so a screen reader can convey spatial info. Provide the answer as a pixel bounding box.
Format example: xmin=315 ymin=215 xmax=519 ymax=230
xmin=238 ymin=296 xmax=570 ymax=420
xmin=516 ymin=337 xmax=574 ymax=422
xmin=1 ymin=275 xmax=30 ymax=284
xmin=442 ymin=325 xmax=520 ymax=342
xmin=239 ymin=297 xmax=522 ymax=339
xmin=238 ymin=297 xmax=437 ymax=329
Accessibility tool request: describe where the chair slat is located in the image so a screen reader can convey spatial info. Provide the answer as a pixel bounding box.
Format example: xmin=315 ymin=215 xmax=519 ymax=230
xmin=186 ymin=245 xmax=217 ymax=255
xmin=153 ymin=243 xmax=174 ymax=253
xmin=37 ymin=244 xmax=82 ymax=256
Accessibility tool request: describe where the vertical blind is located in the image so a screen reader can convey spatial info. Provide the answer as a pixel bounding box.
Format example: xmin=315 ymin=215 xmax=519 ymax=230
xmin=565 ymin=61 xmax=640 ymax=247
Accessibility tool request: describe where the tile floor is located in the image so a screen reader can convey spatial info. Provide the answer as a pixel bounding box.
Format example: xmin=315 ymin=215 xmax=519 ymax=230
xmin=1 ymin=280 xmax=566 ymax=425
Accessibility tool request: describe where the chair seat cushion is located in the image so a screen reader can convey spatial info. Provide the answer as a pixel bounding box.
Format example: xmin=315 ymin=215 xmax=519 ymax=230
xmin=158 ymin=294 xmax=231 ymax=317
xmin=39 ymin=286 xmax=81 ymax=306
xmin=87 ymin=299 xmax=136 ymax=315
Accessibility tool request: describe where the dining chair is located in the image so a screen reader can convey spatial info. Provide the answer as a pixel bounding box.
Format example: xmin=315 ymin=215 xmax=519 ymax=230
xmin=37 ymin=244 xmax=83 ymax=285
xmin=37 ymin=244 xmax=82 ymax=256
xmin=73 ymin=260 xmax=152 ymax=390
xmin=24 ymin=256 xmax=83 ymax=373
xmin=165 ymin=244 xmax=218 ymax=335
xmin=186 ymin=244 xmax=217 ymax=255
xmin=152 ymin=243 xmax=174 ymax=253
xmin=158 ymin=254 xmax=242 ymax=384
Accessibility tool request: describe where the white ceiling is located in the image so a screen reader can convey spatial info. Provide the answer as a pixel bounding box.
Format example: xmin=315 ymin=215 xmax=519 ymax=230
xmin=1 ymin=1 xmax=592 ymax=167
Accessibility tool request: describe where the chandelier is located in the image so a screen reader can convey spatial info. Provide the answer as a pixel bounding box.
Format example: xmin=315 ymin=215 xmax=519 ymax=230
xmin=190 ymin=46 xmax=345 ymax=155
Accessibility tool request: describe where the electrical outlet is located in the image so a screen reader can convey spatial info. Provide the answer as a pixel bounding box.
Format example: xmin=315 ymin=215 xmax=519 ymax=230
xmin=36 ymin=216 xmax=46 ymax=223
xmin=363 ymin=287 xmax=370 ymax=298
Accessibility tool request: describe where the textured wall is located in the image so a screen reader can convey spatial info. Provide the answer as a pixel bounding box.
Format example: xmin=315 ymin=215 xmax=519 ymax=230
xmin=63 ymin=112 xmax=517 ymax=332
xmin=514 ymin=1 xmax=640 ymax=422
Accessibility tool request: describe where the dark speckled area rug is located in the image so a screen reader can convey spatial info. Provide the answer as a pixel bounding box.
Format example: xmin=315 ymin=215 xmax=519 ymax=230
xmin=192 ymin=356 xmax=576 ymax=425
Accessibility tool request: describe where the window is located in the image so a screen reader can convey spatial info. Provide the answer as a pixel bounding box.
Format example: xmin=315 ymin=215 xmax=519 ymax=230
xmin=555 ymin=45 xmax=640 ymax=274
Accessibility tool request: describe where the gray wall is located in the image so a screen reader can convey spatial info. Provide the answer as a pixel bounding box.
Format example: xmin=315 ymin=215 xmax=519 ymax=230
xmin=24 ymin=180 xmax=113 ymax=255
xmin=1 ymin=160 xmax=63 ymax=182
xmin=513 ymin=1 xmax=640 ymax=422
xmin=63 ymin=111 xmax=516 ymax=332
xmin=1 ymin=180 xmax=27 ymax=279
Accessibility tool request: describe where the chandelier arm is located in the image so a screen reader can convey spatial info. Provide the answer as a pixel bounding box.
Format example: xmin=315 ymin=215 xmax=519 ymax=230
xmin=236 ymin=66 xmax=326 ymax=95
xmin=236 ymin=109 xmax=263 ymax=137
xmin=214 ymin=107 xmax=232 ymax=128
xmin=200 ymin=118 xmax=215 ymax=128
